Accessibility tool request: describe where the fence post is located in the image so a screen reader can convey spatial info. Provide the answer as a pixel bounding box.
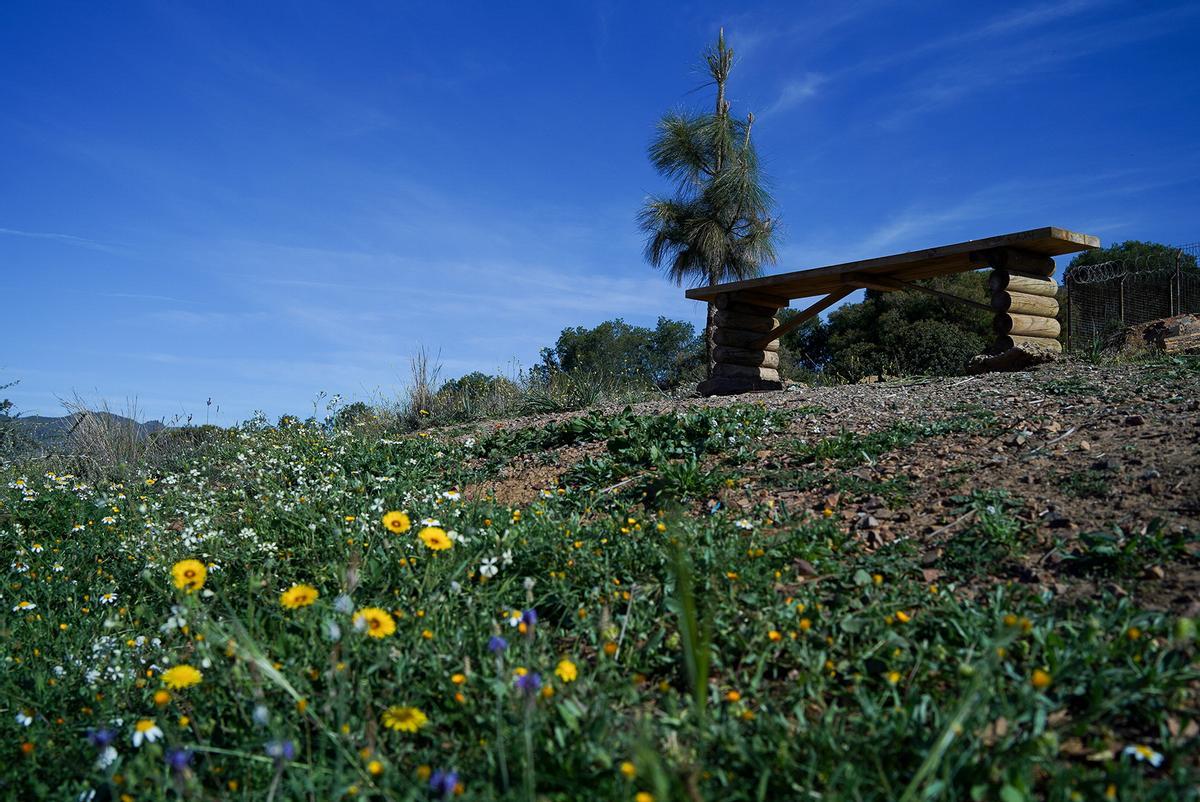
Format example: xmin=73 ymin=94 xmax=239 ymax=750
xmin=1065 ymin=276 xmax=1072 ymax=351
xmin=1174 ymin=249 xmax=1183 ymax=317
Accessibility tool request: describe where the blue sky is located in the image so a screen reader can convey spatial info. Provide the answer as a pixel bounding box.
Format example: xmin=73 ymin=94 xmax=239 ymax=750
xmin=4 ymin=1 xmax=1198 ymax=423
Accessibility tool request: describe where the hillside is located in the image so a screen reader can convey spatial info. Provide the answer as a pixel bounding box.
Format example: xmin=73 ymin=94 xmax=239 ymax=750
xmin=2 ymin=411 xmax=165 ymax=450
xmin=1 ymin=359 xmax=1197 ymax=801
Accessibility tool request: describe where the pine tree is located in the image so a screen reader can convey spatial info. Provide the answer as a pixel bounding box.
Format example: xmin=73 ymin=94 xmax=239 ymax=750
xmin=638 ymin=30 xmax=778 ymax=376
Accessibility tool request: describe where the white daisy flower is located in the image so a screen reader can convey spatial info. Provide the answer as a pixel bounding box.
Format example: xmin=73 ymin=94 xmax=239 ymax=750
xmin=12 ymin=601 xmax=36 ymax=612
xmin=442 ymin=490 xmax=461 ymax=502
xmin=734 ymin=518 xmax=754 ymax=530
xmin=16 ymin=710 xmax=33 ymax=726
xmin=131 ymin=719 xmax=162 ymax=747
xmin=30 ymin=543 xmax=44 ymax=553
xmin=1123 ymin=744 xmax=1164 ymax=767
xmin=99 ymin=593 xmax=118 ymax=605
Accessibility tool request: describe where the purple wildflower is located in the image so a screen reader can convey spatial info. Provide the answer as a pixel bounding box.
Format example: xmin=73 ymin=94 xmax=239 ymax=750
xmin=87 ymin=728 xmax=116 ymax=749
xmin=429 ymin=769 xmax=459 ymax=798
xmin=265 ymin=739 xmax=295 ymax=763
xmin=166 ymin=747 xmax=193 ymax=774
xmin=514 ymin=671 xmax=542 ymax=696
xmin=488 ymin=635 xmax=508 ymax=654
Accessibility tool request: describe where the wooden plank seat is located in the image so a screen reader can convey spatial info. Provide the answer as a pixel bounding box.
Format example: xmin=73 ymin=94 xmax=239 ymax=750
xmin=686 ymin=227 xmax=1099 ymax=395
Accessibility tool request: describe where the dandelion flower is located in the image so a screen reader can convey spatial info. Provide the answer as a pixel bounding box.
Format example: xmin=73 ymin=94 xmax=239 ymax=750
xmin=418 ymin=526 xmax=452 ymax=551
xmin=171 ymin=559 xmax=207 ymax=592
xmin=161 ymin=665 xmax=203 ymax=690
xmin=352 ymin=607 xmax=396 ymax=638
xmin=620 ymin=761 xmax=637 ymax=779
xmin=555 ymin=659 xmax=578 ymax=683
xmin=381 ymin=706 xmax=428 ymax=733
xmin=382 ymin=511 xmax=411 ymax=533
xmin=281 ymin=584 xmax=319 ymax=609
xmin=132 ymin=719 xmax=163 ymax=747
xmin=1031 ymin=669 xmax=1052 ymax=690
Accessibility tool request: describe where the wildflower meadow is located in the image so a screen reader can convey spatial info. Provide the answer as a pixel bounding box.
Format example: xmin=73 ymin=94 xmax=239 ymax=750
xmin=2 ymin=402 xmax=1197 ymax=801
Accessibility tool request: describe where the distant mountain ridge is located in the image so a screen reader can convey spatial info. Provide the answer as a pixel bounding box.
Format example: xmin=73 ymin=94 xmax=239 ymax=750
xmin=1 ymin=412 xmax=166 ymax=448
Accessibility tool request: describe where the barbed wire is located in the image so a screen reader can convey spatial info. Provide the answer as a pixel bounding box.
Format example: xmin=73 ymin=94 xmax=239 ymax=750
xmin=1064 ymin=250 xmax=1198 ymax=285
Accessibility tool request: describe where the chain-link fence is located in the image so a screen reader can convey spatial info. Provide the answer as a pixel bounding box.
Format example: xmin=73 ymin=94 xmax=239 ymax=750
xmin=1063 ymin=244 xmax=1200 ymax=349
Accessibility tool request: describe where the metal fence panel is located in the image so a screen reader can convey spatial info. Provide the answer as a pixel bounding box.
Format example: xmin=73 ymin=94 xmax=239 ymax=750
xmin=1064 ymin=244 xmax=1200 ymax=350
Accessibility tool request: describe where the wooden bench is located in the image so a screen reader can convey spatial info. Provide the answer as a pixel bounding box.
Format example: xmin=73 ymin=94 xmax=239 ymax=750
xmin=686 ymin=226 xmax=1099 ymax=395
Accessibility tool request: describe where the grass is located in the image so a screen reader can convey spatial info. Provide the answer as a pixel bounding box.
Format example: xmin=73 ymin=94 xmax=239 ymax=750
xmin=1 ymin=402 xmax=1197 ymax=801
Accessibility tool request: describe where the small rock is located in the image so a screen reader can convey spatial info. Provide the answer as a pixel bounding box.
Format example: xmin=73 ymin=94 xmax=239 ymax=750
xmin=855 ymin=514 xmax=880 ymax=530
xmin=1141 ymin=468 xmax=1161 ymax=480
xmin=1079 ymin=440 xmax=1091 ymax=451
xmin=1142 ymin=565 xmax=1165 ymax=580
xmin=1124 ymin=414 xmax=1145 ymax=426
xmin=1092 ymin=457 xmax=1121 ymax=472
xmin=1044 ymin=511 xmax=1072 ymax=529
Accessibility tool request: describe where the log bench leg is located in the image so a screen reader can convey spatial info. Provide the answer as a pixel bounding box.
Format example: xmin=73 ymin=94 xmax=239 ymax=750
xmin=987 ymin=266 xmax=1062 ymax=355
xmin=697 ymin=294 xmax=784 ymax=395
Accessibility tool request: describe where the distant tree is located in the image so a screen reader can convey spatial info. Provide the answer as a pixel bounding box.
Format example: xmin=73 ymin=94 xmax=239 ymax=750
xmin=331 ymin=401 xmax=375 ymax=429
xmin=776 ymin=311 xmax=831 ymax=378
xmin=540 ymin=317 xmax=702 ymax=389
xmin=436 ymin=372 xmax=519 ymax=402
xmin=1068 ymin=240 xmax=1198 ymax=270
xmin=815 ymin=272 xmax=992 ymax=381
xmin=639 ymin=30 xmax=778 ymax=377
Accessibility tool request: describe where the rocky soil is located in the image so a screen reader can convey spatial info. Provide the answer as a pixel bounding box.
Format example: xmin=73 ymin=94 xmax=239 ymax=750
xmin=466 ymin=360 xmax=1200 ymax=616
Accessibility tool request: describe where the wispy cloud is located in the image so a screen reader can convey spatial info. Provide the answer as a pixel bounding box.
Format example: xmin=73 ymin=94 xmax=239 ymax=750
xmin=763 ymin=74 xmax=825 ymax=116
xmin=0 ymin=226 xmax=121 ymax=253
xmin=870 ymin=2 xmax=1198 ymax=126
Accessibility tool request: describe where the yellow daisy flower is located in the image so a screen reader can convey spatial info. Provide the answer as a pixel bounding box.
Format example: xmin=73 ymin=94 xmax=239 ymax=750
xmin=161 ymin=665 xmax=203 ymax=690
xmin=382 ymin=511 xmax=411 ymax=533
xmin=280 ymin=584 xmax=319 ymax=609
xmin=353 ymin=607 xmax=396 ymax=638
xmin=555 ymin=659 xmax=578 ymax=683
xmin=418 ymin=526 xmax=452 ymax=551
xmin=381 ymin=705 xmax=427 ymax=733
xmin=171 ymin=559 xmax=206 ymax=592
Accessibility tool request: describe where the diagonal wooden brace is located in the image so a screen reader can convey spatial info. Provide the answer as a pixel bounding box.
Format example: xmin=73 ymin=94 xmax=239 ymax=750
xmin=750 ymin=288 xmax=854 ymax=350
xmin=841 ymin=272 xmax=994 ymax=313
